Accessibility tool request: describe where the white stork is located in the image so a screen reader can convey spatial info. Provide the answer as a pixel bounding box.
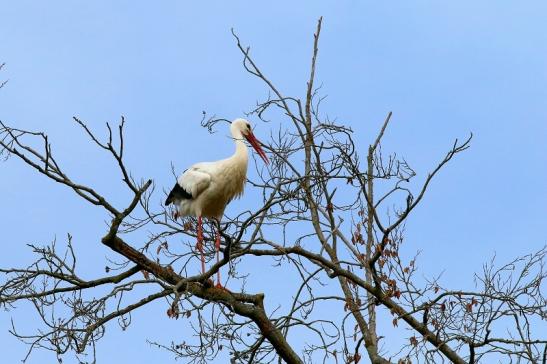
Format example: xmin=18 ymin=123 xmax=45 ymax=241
xmin=165 ymin=118 xmax=269 ymax=288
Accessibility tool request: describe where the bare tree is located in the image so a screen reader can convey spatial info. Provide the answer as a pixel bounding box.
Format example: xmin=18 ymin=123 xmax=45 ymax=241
xmin=1 ymin=18 xmax=546 ymax=364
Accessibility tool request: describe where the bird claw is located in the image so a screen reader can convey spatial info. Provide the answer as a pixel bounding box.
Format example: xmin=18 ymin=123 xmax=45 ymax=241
xmin=215 ymin=282 xmax=229 ymax=291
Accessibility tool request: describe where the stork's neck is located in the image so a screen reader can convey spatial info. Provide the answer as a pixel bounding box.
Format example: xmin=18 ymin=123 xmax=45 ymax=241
xmin=230 ymin=129 xmax=249 ymax=167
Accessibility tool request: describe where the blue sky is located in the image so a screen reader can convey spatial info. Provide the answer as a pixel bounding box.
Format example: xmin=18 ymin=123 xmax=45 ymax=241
xmin=1 ymin=1 xmax=546 ymax=363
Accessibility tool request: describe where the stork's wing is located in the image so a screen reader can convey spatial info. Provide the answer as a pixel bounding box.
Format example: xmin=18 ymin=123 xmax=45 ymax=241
xmin=165 ymin=164 xmax=213 ymax=206
xmin=178 ymin=166 xmax=212 ymax=198
xmin=165 ymin=182 xmax=192 ymax=206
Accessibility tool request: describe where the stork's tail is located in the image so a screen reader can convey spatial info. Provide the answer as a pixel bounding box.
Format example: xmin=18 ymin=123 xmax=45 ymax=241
xmin=165 ymin=193 xmax=174 ymax=206
xmin=165 ymin=183 xmax=192 ymax=206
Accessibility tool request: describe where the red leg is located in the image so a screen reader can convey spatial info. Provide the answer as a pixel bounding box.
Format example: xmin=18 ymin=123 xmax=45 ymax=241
xmin=196 ymin=216 xmax=205 ymax=274
xmin=215 ymin=230 xmax=222 ymax=288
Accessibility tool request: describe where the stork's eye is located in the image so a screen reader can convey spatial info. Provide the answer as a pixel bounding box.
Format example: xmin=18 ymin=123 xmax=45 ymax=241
xmin=246 ymin=124 xmax=251 ymax=130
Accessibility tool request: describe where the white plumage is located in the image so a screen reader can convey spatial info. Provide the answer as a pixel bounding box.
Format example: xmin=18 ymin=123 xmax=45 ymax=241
xmin=165 ymin=118 xmax=268 ymax=287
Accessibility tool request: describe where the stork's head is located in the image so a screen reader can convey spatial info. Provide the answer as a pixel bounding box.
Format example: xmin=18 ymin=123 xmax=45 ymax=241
xmin=231 ymin=118 xmax=269 ymax=165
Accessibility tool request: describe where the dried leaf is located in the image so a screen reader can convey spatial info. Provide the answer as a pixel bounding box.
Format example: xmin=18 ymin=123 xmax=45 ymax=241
xmin=142 ymin=270 xmax=150 ymax=280
xmin=466 ymin=303 xmax=473 ymax=313
xmin=183 ymin=221 xmax=193 ymax=231
xmin=379 ymin=259 xmax=385 ymax=268
xmin=167 ymin=302 xmax=180 ymax=319
xmin=409 ymin=336 xmax=418 ymax=347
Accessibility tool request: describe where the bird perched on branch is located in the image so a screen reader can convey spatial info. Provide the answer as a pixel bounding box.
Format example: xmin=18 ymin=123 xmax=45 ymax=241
xmin=165 ymin=118 xmax=269 ymax=288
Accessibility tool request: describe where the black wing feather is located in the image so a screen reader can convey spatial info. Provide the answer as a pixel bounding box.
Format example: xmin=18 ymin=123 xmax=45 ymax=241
xmin=165 ymin=183 xmax=192 ymax=206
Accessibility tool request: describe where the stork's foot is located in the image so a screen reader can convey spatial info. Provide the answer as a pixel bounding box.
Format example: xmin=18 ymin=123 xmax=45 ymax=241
xmin=214 ymin=282 xmax=230 ymax=291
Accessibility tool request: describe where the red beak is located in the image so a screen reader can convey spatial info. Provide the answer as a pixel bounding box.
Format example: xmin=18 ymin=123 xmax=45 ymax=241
xmin=244 ymin=131 xmax=269 ymax=165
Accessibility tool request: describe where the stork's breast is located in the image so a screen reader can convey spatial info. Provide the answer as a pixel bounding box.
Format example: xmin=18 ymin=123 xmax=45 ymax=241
xmin=224 ymin=162 xmax=249 ymax=199
xmin=201 ymin=165 xmax=247 ymax=219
